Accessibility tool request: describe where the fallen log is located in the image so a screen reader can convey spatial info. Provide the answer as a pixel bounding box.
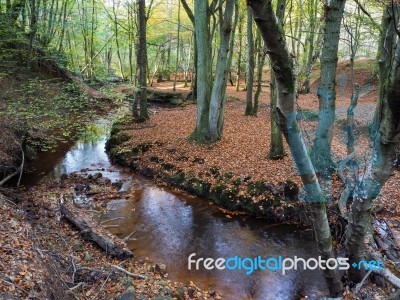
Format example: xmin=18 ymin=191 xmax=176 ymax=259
xmin=60 ymin=204 xmax=133 ymax=259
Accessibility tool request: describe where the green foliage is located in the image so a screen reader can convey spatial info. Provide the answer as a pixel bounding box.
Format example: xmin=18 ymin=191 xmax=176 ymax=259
xmin=0 ymin=75 xmax=100 ymax=151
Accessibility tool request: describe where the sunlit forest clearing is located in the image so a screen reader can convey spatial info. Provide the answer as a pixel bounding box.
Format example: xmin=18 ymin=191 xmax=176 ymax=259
xmin=1 ymin=0 xmax=400 ymax=299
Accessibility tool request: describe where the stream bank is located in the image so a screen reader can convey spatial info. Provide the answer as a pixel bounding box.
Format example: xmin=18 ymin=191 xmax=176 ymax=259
xmin=106 ymin=115 xmax=310 ymax=225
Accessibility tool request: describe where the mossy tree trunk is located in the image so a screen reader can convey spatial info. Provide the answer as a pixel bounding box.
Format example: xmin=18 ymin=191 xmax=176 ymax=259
xmin=244 ymin=7 xmax=255 ymax=116
xmin=345 ymin=5 xmax=400 ymax=283
xmin=133 ymin=0 xmax=148 ymax=121
xmin=268 ymin=0 xmax=285 ymax=160
xmin=252 ymin=29 xmax=265 ymax=117
xmin=310 ymin=0 xmax=346 ymax=176
xmin=218 ymin=0 xmax=239 ymax=135
xmin=209 ymin=0 xmax=235 ymax=142
xmin=248 ymin=0 xmax=343 ymax=296
xmin=191 ymin=0 xmax=235 ymax=143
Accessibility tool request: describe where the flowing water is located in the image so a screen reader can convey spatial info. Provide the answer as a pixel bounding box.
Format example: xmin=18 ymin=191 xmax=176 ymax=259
xmin=23 ymin=114 xmax=328 ymax=300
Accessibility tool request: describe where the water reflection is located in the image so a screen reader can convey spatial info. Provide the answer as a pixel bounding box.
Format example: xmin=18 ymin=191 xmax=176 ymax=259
xmin=24 ymin=115 xmax=328 ymax=299
xmin=104 ymin=185 xmax=328 ymax=299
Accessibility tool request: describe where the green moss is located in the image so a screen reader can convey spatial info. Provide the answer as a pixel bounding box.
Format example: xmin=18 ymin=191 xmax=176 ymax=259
xmin=185 ymin=177 xmax=210 ymax=198
xmin=210 ymin=183 xmax=239 ymax=210
xmin=162 ymin=163 xmax=175 ymax=171
xmin=247 ymin=180 xmax=270 ymax=197
xmin=223 ymin=172 xmax=233 ymax=180
xmin=283 ymin=180 xmax=299 ymax=202
xmin=105 ymin=131 xmax=131 ymax=151
xmin=192 ymin=157 xmax=205 ymax=164
xmin=137 ymin=142 xmax=152 ymax=152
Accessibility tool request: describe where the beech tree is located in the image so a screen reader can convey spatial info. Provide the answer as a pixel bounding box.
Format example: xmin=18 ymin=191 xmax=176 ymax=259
xmin=247 ymin=0 xmax=343 ymax=296
xmin=310 ymin=0 xmax=346 ymax=175
xmin=132 ymin=0 xmax=148 ymax=121
xmin=268 ymin=0 xmax=285 ymax=160
xmin=345 ymin=3 xmax=400 ymax=283
xmin=191 ymin=0 xmax=235 ymax=143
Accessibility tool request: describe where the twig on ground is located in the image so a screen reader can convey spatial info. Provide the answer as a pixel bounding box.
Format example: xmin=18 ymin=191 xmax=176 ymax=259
xmin=111 ymin=265 xmax=147 ymax=280
xmin=122 ymin=229 xmax=137 ymax=242
xmin=355 ymin=269 xmax=372 ymax=293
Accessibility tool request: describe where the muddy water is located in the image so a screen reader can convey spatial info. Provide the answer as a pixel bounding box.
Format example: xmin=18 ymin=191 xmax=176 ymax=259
xmin=25 ymin=115 xmax=328 ymax=299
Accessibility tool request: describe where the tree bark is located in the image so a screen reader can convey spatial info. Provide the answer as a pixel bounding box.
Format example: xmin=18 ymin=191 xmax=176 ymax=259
xmin=244 ymin=7 xmax=255 ymax=115
xmin=61 ymin=204 xmax=133 ymax=259
xmin=345 ymin=5 xmax=400 ymax=283
xmin=209 ymin=0 xmax=235 ymax=142
xmin=269 ymin=0 xmax=285 ymax=159
xmin=248 ymin=0 xmax=343 ymax=296
xmin=190 ymin=0 xmax=212 ymax=142
xmin=134 ymin=0 xmax=148 ymax=121
xmin=252 ymin=29 xmax=265 ymax=116
xmin=310 ymin=0 xmax=346 ymax=175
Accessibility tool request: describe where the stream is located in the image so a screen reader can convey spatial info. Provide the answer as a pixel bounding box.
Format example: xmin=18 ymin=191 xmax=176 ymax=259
xmin=22 ymin=113 xmax=328 ymax=299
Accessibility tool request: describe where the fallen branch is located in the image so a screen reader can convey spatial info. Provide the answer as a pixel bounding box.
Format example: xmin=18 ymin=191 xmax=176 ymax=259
xmin=60 ymin=204 xmax=133 ymax=259
xmin=0 ymin=169 xmax=20 ymax=187
xmin=122 ymin=229 xmax=137 ymax=242
xmin=100 ymin=217 xmax=124 ymax=225
xmin=372 ymin=267 xmax=400 ymax=289
xmin=355 ymin=270 xmax=372 ymax=293
xmin=111 ymin=265 xmax=147 ymax=280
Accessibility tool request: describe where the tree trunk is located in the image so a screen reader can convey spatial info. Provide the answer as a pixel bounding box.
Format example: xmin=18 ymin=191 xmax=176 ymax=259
xmin=345 ymin=5 xmax=400 ymax=283
xmin=269 ymin=0 xmax=285 ymax=159
xmin=134 ymin=0 xmax=148 ymax=121
xmin=248 ymin=0 xmax=343 ymax=296
xmin=217 ymin=0 xmax=239 ymax=136
xmin=310 ymin=0 xmax=346 ymax=175
xmin=235 ymin=14 xmax=243 ymax=92
xmin=190 ymin=0 xmax=212 ymax=142
xmin=244 ymin=7 xmax=254 ymax=116
xmin=173 ymin=0 xmax=181 ymax=91
xmin=252 ymin=30 xmax=265 ymax=116
xmin=209 ymin=0 xmax=235 ymax=142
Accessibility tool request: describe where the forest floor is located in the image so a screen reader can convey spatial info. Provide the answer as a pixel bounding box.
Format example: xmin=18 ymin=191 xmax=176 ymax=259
xmin=1 ymin=59 xmax=399 ymax=299
xmin=110 ymin=59 xmax=400 ymax=220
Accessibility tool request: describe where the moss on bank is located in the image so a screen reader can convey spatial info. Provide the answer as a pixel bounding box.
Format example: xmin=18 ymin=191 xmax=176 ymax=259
xmin=106 ymin=117 xmax=310 ymax=225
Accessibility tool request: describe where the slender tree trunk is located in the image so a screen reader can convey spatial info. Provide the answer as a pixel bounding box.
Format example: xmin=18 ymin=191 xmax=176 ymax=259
xmin=252 ymin=30 xmax=265 ymax=116
xmin=134 ymin=0 xmax=148 ymax=120
xmin=235 ymin=14 xmax=243 ymax=92
xmin=27 ymin=0 xmax=38 ymax=69
xmin=218 ymin=0 xmax=239 ymax=135
xmin=173 ymin=0 xmax=181 ymax=91
xmin=310 ymin=0 xmax=346 ymax=175
xmin=244 ymin=7 xmax=254 ymax=115
xmin=248 ymin=0 xmax=343 ymax=296
xmin=112 ymin=0 xmax=125 ymax=79
xmin=301 ymin=0 xmax=318 ymax=94
xmin=209 ymin=0 xmax=235 ymax=142
xmin=269 ymin=0 xmax=285 ymax=159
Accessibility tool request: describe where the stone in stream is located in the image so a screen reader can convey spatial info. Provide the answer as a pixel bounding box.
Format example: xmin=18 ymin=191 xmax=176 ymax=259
xmin=112 ymin=180 xmax=123 ymax=190
xmin=74 ymin=184 xmax=91 ymax=192
xmin=118 ymin=181 xmax=132 ymax=194
xmin=92 ymin=172 xmax=103 ymax=180
xmin=96 ymin=177 xmax=111 ymax=185
xmin=74 ymin=184 xmax=86 ymax=192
